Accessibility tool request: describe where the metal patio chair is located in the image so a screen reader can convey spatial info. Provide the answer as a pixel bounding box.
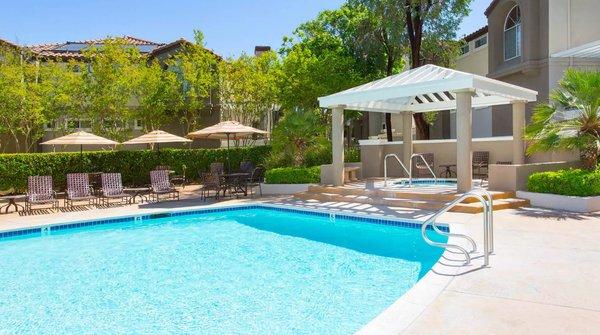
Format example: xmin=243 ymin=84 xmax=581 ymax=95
xmin=210 ymin=162 xmax=224 ymax=175
xmin=412 ymin=153 xmax=435 ymax=178
xmin=247 ymin=165 xmax=266 ymax=197
xmin=99 ymin=173 xmax=132 ymax=206
xmin=25 ymin=176 xmax=59 ymax=211
xmin=473 ymin=151 xmax=490 ymax=180
xmin=201 ymin=173 xmax=228 ymax=201
xmin=149 ymin=170 xmax=179 ymax=202
xmin=65 ymin=173 xmax=97 ymax=208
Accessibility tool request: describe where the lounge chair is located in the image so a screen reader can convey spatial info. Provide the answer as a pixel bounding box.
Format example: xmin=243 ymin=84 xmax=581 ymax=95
xmin=473 ymin=151 xmax=490 ymax=180
xmin=99 ymin=173 xmax=132 ymax=206
xmin=25 ymin=176 xmax=59 ymax=211
xmin=412 ymin=153 xmax=435 ymax=178
xmin=201 ymin=174 xmax=227 ymax=201
xmin=247 ymin=166 xmax=266 ymax=197
xmin=239 ymin=160 xmax=254 ymax=174
xmin=65 ymin=173 xmax=97 ymax=208
xmin=170 ymin=165 xmax=187 ymax=189
xmin=149 ymin=170 xmax=179 ymax=202
xmin=210 ymin=162 xmax=224 ymax=175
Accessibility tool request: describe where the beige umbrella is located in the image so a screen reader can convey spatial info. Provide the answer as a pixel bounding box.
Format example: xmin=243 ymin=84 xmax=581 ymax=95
xmin=187 ymin=121 xmax=269 ymax=171
xmin=41 ymin=131 xmax=119 ymax=153
xmin=123 ymin=130 xmax=191 ymax=151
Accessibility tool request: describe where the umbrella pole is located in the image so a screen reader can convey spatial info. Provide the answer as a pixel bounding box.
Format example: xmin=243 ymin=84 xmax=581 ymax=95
xmin=226 ymin=133 xmax=231 ymax=173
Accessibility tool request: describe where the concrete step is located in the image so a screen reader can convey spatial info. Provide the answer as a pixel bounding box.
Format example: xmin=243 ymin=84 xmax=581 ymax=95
xmin=294 ymin=190 xmax=530 ymax=214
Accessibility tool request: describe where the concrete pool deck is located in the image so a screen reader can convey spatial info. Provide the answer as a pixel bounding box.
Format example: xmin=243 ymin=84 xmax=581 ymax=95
xmin=0 ymin=189 xmax=599 ymax=334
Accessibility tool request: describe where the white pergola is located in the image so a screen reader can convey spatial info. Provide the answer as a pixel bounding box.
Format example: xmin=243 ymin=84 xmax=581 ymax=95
xmin=318 ymin=64 xmax=538 ymax=192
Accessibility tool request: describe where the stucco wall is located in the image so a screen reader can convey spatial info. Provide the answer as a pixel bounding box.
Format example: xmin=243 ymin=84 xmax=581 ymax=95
xmin=456 ymin=41 xmax=489 ymax=76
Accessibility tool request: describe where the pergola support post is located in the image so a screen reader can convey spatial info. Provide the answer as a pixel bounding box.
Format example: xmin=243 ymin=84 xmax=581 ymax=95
xmin=332 ymin=106 xmax=345 ymax=186
xmin=455 ymin=90 xmax=473 ymax=193
xmin=512 ymin=101 xmax=526 ymax=165
xmin=402 ymin=112 xmax=413 ymax=171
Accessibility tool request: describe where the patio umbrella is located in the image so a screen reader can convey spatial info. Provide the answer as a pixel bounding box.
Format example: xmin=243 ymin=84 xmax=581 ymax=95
xmin=122 ymin=130 xmax=191 ymax=151
xmin=41 ymin=131 xmax=119 ymax=153
xmin=187 ymin=121 xmax=269 ymax=171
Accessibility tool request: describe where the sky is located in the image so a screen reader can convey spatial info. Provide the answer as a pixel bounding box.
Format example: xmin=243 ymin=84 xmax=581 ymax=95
xmin=0 ymin=0 xmax=488 ymax=58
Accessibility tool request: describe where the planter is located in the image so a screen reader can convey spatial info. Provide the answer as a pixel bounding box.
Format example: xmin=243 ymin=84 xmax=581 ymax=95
xmin=260 ymin=183 xmax=314 ymax=195
xmin=516 ymin=191 xmax=600 ymax=213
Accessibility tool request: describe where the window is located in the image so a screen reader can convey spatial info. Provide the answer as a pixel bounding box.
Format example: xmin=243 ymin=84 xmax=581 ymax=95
xmin=460 ymin=44 xmax=470 ymax=55
xmin=134 ymin=119 xmax=144 ymax=130
xmin=504 ymin=5 xmax=522 ymax=60
xmin=474 ymin=36 xmax=487 ymax=49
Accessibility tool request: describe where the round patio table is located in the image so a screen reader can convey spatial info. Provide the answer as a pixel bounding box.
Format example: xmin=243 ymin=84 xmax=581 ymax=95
xmin=124 ymin=187 xmax=151 ymax=204
xmin=223 ymin=173 xmax=250 ymax=197
xmin=0 ymin=195 xmax=25 ymax=214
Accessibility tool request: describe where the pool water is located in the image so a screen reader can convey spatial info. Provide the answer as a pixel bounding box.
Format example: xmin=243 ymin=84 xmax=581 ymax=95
xmin=394 ymin=178 xmax=457 ymax=188
xmin=0 ymin=207 xmax=446 ymax=334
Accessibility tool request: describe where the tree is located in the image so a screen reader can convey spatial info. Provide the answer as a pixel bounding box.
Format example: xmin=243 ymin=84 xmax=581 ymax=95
xmin=404 ymin=0 xmax=471 ymax=139
xmin=525 ymin=69 xmax=600 ymax=170
xmin=168 ymin=30 xmax=219 ymax=133
xmin=0 ymin=47 xmax=49 ymax=152
xmin=81 ymin=38 xmax=142 ymax=141
xmin=218 ymin=51 xmax=279 ymax=130
xmin=135 ymin=59 xmax=181 ymax=131
xmin=268 ymin=108 xmax=329 ymax=167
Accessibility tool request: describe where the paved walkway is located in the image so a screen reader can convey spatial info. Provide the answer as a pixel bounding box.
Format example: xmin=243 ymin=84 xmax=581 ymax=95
xmin=0 ymin=189 xmax=599 ymax=334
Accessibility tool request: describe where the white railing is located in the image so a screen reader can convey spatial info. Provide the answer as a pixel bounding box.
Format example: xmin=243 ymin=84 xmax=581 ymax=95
xmin=383 ymin=154 xmax=411 ymax=186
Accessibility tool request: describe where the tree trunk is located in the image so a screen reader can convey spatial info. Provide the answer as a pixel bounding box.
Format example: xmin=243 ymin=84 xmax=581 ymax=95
xmin=385 ymin=113 xmax=393 ymax=141
xmin=581 ymin=146 xmax=599 ymax=171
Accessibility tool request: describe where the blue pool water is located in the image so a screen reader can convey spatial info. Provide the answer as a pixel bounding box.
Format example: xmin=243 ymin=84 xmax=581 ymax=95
xmin=394 ymin=178 xmax=457 ymax=188
xmin=0 ymin=207 xmax=446 ymax=334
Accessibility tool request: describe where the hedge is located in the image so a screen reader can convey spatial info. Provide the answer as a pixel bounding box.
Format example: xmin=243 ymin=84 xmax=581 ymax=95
xmin=0 ymin=146 xmax=271 ymax=192
xmin=265 ymin=166 xmax=321 ymax=184
xmin=527 ymin=167 xmax=600 ymax=197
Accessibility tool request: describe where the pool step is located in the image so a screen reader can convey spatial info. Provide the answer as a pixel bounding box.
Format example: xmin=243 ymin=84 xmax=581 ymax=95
xmin=294 ymin=186 xmax=529 ymax=213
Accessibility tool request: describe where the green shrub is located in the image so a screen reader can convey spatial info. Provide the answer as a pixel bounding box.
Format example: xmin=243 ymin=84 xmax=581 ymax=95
xmin=265 ymin=166 xmax=320 ymax=184
xmin=527 ymin=167 xmax=600 ymax=196
xmin=0 ymin=146 xmax=270 ymax=192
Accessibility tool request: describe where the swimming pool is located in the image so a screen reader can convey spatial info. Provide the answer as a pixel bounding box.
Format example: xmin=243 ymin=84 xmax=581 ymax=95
xmin=0 ymin=205 xmax=447 ymax=334
xmin=394 ymin=178 xmax=457 ymax=187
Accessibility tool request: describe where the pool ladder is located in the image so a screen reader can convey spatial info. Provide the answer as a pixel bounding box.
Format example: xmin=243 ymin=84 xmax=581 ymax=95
xmin=421 ymin=188 xmax=494 ymax=267
xmin=383 ymin=153 xmax=437 ymax=187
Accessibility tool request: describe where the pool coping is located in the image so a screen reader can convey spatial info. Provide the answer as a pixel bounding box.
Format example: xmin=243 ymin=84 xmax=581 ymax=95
xmin=0 ymin=201 xmax=459 ymax=334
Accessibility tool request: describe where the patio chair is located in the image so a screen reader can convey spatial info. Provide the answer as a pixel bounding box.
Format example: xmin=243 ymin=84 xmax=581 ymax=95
xmin=210 ymin=162 xmax=224 ymax=175
xmin=25 ymin=176 xmax=59 ymax=211
xmin=412 ymin=153 xmax=435 ymax=178
xmin=65 ymin=173 xmax=97 ymax=208
xmin=247 ymin=165 xmax=266 ymax=197
xmin=99 ymin=173 xmax=132 ymax=206
xmin=239 ymin=160 xmax=254 ymax=174
xmin=149 ymin=170 xmax=179 ymax=202
xmin=201 ymin=174 xmax=228 ymax=201
xmin=473 ymin=151 xmax=490 ymax=180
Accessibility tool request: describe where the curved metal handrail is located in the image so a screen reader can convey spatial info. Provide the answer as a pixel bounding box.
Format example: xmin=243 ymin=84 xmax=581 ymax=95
xmin=471 ymin=188 xmax=494 ymax=254
xmin=383 ymin=154 xmax=410 ymax=186
xmin=410 ymin=153 xmax=437 ymax=186
xmin=421 ymin=190 xmax=492 ymax=266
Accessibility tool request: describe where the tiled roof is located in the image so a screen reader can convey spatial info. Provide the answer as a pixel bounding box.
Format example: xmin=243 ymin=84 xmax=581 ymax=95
xmin=463 ymin=26 xmax=488 ymax=42
xmin=484 ymin=0 xmax=500 ymax=17
xmin=0 ymin=37 xmax=20 ymax=49
xmin=148 ymin=38 xmax=222 ymax=61
xmin=28 ymin=35 xmax=165 ymax=60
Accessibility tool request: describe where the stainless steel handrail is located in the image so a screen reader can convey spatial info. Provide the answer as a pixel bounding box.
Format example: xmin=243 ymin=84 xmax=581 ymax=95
xmin=410 ymin=153 xmax=437 ymax=187
xmin=472 ymin=188 xmax=494 ymax=254
xmin=383 ymin=154 xmax=410 ymax=186
xmin=421 ymin=190 xmax=494 ymax=267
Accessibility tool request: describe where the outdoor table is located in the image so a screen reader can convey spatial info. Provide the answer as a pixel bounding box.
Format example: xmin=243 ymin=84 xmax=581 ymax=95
xmin=0 ymin=195 xmax=25 ymax=214
xmin=124 ymin=187 xmax=151 ymax=204
xmin=223 ymin=173 xmax=250 ymax=197
xmin=439 ymin=164 xmax=456 ymax=178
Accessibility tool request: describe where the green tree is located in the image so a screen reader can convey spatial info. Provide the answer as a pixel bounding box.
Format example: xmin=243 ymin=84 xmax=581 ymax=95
xmin=81 ymin=38 xmax=142 ymax=141
xmin=268 ymin=108 xmax=329 ymax=167
xmin=404 ymin=0 xmax=472 ymax=139
xmin=525 ymin=69 xmax=600 ymax=170
xmin=168 ymin=30 xmax=219 ymax=133
xmin=135 ymin=59 xmax=181 ymax=130
xmin=218 ymin=51 xmax=279 ymax=130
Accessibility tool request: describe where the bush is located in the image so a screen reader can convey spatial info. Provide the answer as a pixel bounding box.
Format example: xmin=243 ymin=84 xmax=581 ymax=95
xmin=265 ymin=166 xmax=320 ymax=184
xmin=0 ymin=146 xmax=271 ymax=192
xmin=527 ymin=167 xmax=600 ymax=196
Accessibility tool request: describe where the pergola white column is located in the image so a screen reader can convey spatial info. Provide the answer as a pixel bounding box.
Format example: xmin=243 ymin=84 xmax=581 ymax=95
xmin=331 ymin=106 xmax=345 ymax=186
xmin=402 ymin=112 xmax=413 ymax=170
xmin=455 ymin=90 xmax=474 ymax=193
xmin=512 ymin=101 xmax=526 ymax=165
